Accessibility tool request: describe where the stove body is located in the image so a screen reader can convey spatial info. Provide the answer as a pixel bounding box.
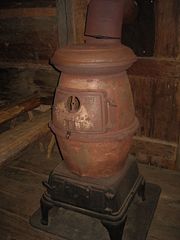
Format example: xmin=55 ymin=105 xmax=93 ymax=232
xmin=50 ymin=44 xmax=138 ymax=177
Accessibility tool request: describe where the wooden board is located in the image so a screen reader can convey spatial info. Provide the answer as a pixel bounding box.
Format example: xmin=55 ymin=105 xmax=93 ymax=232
xmin=0 ymin=0 xmax=56 ymax=8
xmin=139 ymin=164 xmax=180 ymax=240
xmin=154 ymin=0 xmax=180 ymax=57
xmin=0 ymin=209 xmax=61 ymax=240
xmin=128 ymin=58 xmax=179 ymax=142
xmin=0 ymin=0 xmax=57 ymax=62
xmin=131 ymin=136 xmax=178 ymax=170
xmin=0 ymin=141 xmax=60 ymax=240
xmin=56 ymin=0 xmax=88 ymax=46
xmin=0 ymin=97 xmax=40 ymax=124
xmin=128 ymin=58 xmax=180 ymax=80
xmin=129 ymin=74 xmax=179 ymax=142
xmin=0 ymin=111 xmax=50 ymax=165
xmin=73 ymin=0 xmax=89 ymax=44
xmin=0 ymin=7 xmax=56 ymax=18
xmin=178 ymin=3 xmax=180 ymax=59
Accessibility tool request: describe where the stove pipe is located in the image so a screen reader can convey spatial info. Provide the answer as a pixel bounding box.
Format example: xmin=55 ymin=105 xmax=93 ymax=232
xmin=85 ymin=0 xmax=138 ymax=43
xmin=50 ymin=0 xmax=138 ymax=177
xmin=85 ymin=0 xmax=124 ymax=40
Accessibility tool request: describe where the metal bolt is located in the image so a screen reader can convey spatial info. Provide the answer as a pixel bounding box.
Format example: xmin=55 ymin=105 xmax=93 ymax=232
xmin=105 ymin=192 xmax=115 ymax=200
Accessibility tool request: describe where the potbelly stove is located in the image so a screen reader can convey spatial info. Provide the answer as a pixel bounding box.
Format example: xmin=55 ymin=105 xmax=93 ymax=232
xmin=39 ymin=1 xmax=146 ymax=239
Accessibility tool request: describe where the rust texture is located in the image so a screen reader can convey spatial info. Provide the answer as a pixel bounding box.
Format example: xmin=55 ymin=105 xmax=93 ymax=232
xmin=50 ymin=0 xmax=138 ymax=177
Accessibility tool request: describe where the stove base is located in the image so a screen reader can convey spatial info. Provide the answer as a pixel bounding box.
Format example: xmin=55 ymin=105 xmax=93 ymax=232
xmin=30 ymin=182 xmax=161 ymax=240
xmin=32 ymin=156 xmax=148 ymax=240
xmin=40 ymin=156 xmax=145 ymax=219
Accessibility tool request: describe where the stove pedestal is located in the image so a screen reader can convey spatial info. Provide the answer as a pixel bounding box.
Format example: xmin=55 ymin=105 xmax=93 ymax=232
xmin=40 ymin=156 xmax=145 ymax=240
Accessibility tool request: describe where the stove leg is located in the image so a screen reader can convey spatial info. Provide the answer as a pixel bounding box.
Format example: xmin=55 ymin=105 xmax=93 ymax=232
xmin=102 ymin=217 xmax=127 ymax=240
xmin=40 ymin=197 xmax=53 ymax=225
xmin=138 ymin=181 xmax=146 ymax=201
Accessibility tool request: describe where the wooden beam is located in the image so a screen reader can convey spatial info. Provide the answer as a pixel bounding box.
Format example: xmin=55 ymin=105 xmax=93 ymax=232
xmin=0 ymin=111 xmax=50 ymax=165
xmin=0 ymin=1 xmax=56 ymax=9
xmin=131 ymin=136 xmax=178 ymax=170
xmin=56 ymin=0 xmax=88 ymax=47
xmin=178 ymin=2 xmax=180 ymax=58
xmin=0 ymin=7 xmax=56 ymax=19
xmin=73 ymin=0 xmax=89 ymax=44
xmin=154 ymin=0 xmax=179 ymax=57
xmin=0 ymin=61 xmax=51 ymax=70
xmin=0 ymin=97 xmax=40 ymax=125
xmin=56 ymin=0 xmax=75 ymax=47
xmin=128 ymin=57 xmax=180 ymax=80
xmin=177 ymin=138 xmax=180 ymax=170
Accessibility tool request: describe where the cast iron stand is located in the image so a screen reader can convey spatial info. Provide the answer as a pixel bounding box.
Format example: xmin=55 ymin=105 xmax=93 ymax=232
xmin=40 ymin=179 xmax=145 ymax=240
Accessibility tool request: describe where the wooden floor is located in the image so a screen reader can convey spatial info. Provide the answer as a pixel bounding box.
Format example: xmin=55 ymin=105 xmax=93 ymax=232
xmin=0 ymin=141 xmax=179 ymax=240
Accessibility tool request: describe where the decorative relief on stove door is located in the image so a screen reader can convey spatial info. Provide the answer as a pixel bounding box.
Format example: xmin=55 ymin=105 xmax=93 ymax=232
xmin=54 ymin=89 xmax=108 ymax=133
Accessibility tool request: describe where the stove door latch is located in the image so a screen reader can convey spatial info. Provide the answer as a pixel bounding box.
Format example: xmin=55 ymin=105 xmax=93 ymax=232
xmin=42 ymin=181 xmax=55 ymax=192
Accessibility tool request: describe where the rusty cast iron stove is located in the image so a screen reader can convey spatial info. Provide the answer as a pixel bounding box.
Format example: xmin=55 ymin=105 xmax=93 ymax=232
xmin=31 ymin=1 xmax=159 ymax=240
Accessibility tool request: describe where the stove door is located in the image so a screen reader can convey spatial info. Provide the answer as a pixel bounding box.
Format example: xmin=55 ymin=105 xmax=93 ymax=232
xmin=53 ymin=88 xmax=109 ymax=134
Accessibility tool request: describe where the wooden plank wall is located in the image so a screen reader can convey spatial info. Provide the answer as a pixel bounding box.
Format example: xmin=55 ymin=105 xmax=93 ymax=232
xmin=0 ymin=0 xmax=59 ymax=103
xmin=129 ymin=0 xmax=180 ymax=168
xmin=0 ymin=0 xmax=57 ymax=63
xmin=154 ymin=0 xmax=179 ymax=58
xmin=0 ymin=0 xmax=88 ymax=104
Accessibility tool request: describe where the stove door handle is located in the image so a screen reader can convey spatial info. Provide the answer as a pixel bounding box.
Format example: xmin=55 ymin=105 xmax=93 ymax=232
xmin=42 ymin=181 xmax=55 ymax=191
xmin=106 ymin=100 xmax=117 ymax=129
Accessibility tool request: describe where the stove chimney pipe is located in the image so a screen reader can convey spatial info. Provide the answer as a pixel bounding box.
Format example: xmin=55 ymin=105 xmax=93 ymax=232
xmin=85 ymin=0 xmax=138 ymax=43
